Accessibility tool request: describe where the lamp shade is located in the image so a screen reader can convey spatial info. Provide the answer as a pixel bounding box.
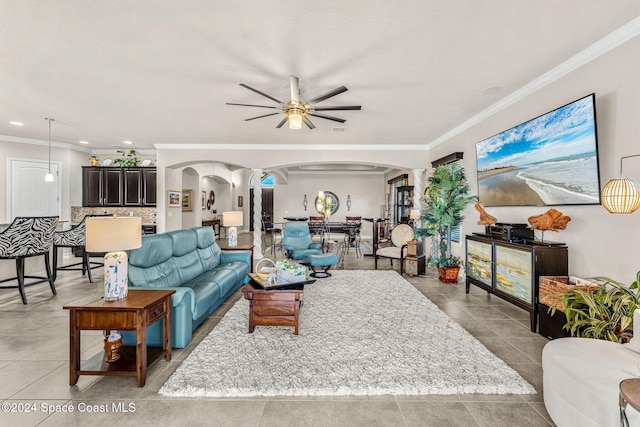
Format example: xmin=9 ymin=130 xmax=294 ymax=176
xmin=601 ymin=178 xmax=640 ymax=214
xmin=222 ymin=211 xmax=243 ymax=227
xmin=288 ymin=110 xmax=303 ymax=130
xmin=86 ymin=217 xmax=142 ymax=252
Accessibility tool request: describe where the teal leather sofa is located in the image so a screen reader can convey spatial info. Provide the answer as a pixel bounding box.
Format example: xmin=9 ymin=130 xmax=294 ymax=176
xmin=122 ymin=226 xmax=251 ymax=348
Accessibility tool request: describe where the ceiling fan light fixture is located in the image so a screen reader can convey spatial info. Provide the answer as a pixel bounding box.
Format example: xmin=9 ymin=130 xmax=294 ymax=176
xmin=288 ymin=109 xmax=303 ymax=130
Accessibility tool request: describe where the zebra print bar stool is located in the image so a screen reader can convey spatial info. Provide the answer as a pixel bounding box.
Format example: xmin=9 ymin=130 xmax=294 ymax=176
xmin=0 ymin=216 xmax=59 ymax=304
xmin=53 ymin=214 xmax=108 ymax=283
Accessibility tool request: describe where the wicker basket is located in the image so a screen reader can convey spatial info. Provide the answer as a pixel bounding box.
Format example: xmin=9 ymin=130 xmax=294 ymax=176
xmin=539 ymin=276 xmax=600 ymax=312
xmin=255 ymin=259 xmax=276 ymax=280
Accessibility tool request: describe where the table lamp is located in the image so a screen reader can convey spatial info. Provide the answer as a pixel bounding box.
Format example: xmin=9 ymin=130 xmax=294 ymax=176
xmin=223 ymin=211 xmax=243 ymax=247
xmin=86 ymin=216 xmax=142 ymax=301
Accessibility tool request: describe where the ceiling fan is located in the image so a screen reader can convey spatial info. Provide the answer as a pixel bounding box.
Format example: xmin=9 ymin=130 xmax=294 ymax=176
xmin=226 ymin=76 xmax=361 ymax=130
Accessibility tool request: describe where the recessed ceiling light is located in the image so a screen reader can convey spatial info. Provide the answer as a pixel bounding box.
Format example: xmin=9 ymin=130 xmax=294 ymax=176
xmin=123 ymin=140 xmax=132 ymax=145
xmin=9 ymin=121 xmax=24 ymax=126
xmin=79 ymin=140 xmax=89 ymax=144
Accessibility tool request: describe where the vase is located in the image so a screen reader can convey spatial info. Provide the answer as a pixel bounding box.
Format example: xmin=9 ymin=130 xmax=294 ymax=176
xmin=438 ymin=266 xmax=460 ymax=283
xmin=89 ymin=156 xmax=99 ymax=166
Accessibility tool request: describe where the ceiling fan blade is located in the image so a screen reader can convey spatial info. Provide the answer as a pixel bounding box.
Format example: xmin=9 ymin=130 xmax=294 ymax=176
xmin=275 ymin=117 xmax=288 ymax=128
xmin=239 ymin=83 xmax=285 ymax=105
xmin=303 ymin=116 xmax=316 ymax=129
xmin=307 ymin=112 xmax=346 ymax=123
xmin=290 ymin=76 xmax=300 ymax=104
xmin=245 ymin=112 xmax=281 ymax=121
xmin=306 ymin=86 xmax=348 ymax=104
xmin=226 ymin=102 xmax=279 ymax=109
xmin=312 ymin=105 xmax=361 ymax=111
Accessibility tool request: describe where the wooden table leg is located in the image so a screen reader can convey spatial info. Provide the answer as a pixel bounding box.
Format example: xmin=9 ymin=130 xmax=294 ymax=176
xmin=136 ymin=310 xmax=146 ymax=387
xmin=163 ymin=296 xmax=172 ymax=361
xmin=69 ymin=310 xmax=80 ymax=386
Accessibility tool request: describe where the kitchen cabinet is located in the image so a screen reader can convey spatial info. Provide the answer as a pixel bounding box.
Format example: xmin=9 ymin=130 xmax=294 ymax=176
xmin=82 ymin=167 xmax=156 ymax=207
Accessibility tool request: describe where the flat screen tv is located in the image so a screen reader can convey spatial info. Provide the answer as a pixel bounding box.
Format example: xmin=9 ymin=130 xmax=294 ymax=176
xmin=475 ymin=93 xmax=601 ymax=207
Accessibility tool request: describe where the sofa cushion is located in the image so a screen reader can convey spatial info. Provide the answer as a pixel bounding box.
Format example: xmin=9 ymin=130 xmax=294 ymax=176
xmin=376 ymin=246 xmax=404 ymax=259
xmin=195 ymin=226 xmax=222 ymax=270
xmin=128 ymin=234 xmax=173 ymax=268
xmin=169 ymin=230 xmax=205 ymax=283
xmin=170 ymin=229 xmax=198 ymax=257
xmin=128 ymin=234 xmax=182 ymax=288
xmin=216 ymin=261 xmax=250 ymax=285
xmin=196 ymin=267 xmax=240 ymax=296
xmin=181 ymin=281 xmax=221 ymax=321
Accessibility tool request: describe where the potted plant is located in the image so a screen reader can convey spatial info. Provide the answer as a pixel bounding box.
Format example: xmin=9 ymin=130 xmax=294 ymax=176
xmin=559 ymin=271 xmax=640 ymax=343
xmin=113 ymin=149 xmax=140 ymax=167
xmin=414 ymin=163 xmax=475 ymax=283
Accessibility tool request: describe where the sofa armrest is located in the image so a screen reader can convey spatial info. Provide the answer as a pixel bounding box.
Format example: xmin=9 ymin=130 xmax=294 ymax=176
xmin=129 ymin=286 xmax=196 ymax=313
xmin=221 ymin=249 xmax=252 ymax=266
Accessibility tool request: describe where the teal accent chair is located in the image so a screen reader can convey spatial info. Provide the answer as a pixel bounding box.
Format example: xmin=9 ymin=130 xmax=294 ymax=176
xmin=281 ymin=222 xmax=323 ymax=260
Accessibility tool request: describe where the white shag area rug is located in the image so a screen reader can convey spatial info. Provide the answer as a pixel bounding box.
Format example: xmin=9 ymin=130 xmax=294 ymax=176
xmin=159 ymin=270 xmax=536 ymax=397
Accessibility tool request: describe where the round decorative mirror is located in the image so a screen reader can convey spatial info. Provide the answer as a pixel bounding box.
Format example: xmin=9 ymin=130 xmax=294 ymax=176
xmin=209 ymin=191 xmax=215 ymax=206
xmin=315 ymin=191 xmax=339 ymax=217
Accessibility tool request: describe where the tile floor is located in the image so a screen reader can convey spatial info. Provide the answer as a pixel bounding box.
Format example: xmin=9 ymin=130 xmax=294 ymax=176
xmin=0 ymin=233 xmax=555 ymax=426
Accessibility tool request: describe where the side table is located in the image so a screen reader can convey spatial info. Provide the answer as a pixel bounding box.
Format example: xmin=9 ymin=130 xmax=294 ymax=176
xmin=242 ymin=281 xmax=304 ymax=335
xmin=63 ymin=289 xmax=175 ymax=387
xmin=620 ymin=378 xmax=640 ymax=427
xmin=405 ymin=255 xmax=426 ymax=276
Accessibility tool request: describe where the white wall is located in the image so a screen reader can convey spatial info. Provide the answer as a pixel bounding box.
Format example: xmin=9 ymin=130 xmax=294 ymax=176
xmin=427 ymin=34 xmax=640 ymax=282
xmin=273 ymin=173 xmax=386 ymax=237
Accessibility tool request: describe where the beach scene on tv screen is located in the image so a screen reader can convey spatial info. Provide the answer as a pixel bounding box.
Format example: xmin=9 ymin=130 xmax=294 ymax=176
xmin=476 ymin=95 xmax=600 ymax=207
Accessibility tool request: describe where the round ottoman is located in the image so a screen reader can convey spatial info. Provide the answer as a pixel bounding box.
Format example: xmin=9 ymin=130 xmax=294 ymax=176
xmin=302 ymin=253 xmax=339 ymax=278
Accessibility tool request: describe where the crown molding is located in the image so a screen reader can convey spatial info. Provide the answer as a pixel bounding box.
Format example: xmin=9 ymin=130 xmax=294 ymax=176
xmin=153 ymin=143 xmax=428 ymax=151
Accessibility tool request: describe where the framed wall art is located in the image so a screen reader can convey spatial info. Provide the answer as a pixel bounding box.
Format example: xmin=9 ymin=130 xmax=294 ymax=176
xmin=168 ymin=190 xmax=180 ymax=207
xmin=182 ymin=189 xmax=193 ymax=212
xmin=202 ymin=191 xmax=206 ymax=210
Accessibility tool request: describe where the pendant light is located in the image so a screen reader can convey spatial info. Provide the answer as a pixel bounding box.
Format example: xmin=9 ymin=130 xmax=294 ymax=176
xmin=601 ymin=154 xmax=640 ymax=214
xmin=44 ymin=117 xmax=55 ymax=182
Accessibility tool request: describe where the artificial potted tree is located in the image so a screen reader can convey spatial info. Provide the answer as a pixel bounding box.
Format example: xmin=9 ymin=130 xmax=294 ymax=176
xmin=415 ymin=163 xmax=475 ymax=283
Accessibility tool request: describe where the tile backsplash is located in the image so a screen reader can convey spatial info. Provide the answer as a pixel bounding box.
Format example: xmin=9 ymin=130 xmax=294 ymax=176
xmin=71 ymin=206 xmax=157 ymax=224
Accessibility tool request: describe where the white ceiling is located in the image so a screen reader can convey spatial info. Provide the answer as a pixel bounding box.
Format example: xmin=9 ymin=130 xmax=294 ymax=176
xmin=1 ymin=1 xmax=639 ymax=152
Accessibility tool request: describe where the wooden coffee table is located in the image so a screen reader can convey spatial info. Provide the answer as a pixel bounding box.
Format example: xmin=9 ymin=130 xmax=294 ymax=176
xmin=242 ymin=281 xmax=304 ymax=335
xmin=63 ymin=289 xmax=175 ymax=387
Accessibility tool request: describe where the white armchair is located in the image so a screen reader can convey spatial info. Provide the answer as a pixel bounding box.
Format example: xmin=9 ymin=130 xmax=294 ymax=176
xmin=373 ymin=223 xmax=414 ymax=275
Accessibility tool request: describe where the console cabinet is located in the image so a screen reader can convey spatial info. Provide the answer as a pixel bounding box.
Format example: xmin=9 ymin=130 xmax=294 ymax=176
xmin=82 ymin=167 xmax=156 ymax=207
xmin=465 ymin=234 xmax=568 ymax=332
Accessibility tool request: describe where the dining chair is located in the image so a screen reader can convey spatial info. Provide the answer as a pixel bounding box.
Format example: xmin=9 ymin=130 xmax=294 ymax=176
xmin=261 ymin=219 xmax=282 ymax=255
xmin=52 ymin=214 xmax=109 ymax=282
xmin=344 ymin=216 xmax=362 ymax=257
xmin=308 ymin=216 xmax=326 ymax=242
xmin=0 ymin=216 xmax=59 ymax=304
